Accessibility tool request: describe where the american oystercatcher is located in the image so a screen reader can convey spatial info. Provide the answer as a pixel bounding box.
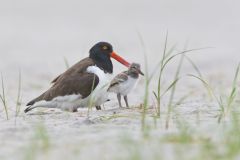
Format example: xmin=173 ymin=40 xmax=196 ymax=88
xmin=24 ymin=42 xmax=130 ymax=113
xmin=107 ymin=63 xmax=143 ymax=108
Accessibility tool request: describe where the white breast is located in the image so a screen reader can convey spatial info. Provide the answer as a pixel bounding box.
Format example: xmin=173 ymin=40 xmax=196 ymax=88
xmin=112 ymin=76 xmax=138 ymax=96
xmin=81 ymin=65 xmax=112 ymax=106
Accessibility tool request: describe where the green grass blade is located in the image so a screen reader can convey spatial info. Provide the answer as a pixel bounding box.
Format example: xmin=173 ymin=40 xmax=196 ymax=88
xmin=185 ymin=55 xmax=203 ymax=78
xmin=162 ymin=47 xmax=212 ymax=72
xmin=136 ymin=30 xmax=151 ymax=133
xmin=63 ymin=56 xmax=70 ymax=69
xmin=15 ymin=69 xmax=22 ymax=117
xmin=223 ymin=63 xmax=240 ymax=120
xmin=160 ymin=77 xmax=180 ymax=98
xmin=165 ymin=54 xmax=185 ymax=129
xmin=0 ymin=73 xmax=9 ymax=120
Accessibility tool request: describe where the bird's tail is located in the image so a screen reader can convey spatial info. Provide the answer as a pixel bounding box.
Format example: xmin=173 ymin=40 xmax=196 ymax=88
xmin=24 ymin=106 xmax=38 ymax=113
xmin=24 ymin=101 xmax=57 ymax=113
xmin=24 ymin=92 xmax=50 ymax=113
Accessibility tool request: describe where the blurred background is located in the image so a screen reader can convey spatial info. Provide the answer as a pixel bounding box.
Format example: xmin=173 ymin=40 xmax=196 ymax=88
xmin=0 ymin=0 xmax=240 ymax=102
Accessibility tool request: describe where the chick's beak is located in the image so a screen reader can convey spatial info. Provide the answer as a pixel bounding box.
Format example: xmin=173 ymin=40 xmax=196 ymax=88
xmin=138 ymin=69 xmax=144 ymax=76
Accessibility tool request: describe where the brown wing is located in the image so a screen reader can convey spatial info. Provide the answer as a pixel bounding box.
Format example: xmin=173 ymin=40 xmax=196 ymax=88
xmin=51 ymin=58 xmax=95 ymax=84
xmin=51 ymin=74 xmax=61 ymax=83
xmin=108 ymin=71 xmax=128 ymax=89
xmin=27 ymin=58 xmax=99 ymax=106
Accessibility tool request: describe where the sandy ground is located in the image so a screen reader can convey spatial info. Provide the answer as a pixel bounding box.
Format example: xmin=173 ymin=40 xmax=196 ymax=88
xmin=1 ymin=0 xmax=240 ymax=160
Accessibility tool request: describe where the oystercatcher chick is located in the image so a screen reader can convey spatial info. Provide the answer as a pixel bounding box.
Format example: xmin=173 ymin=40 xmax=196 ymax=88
xmin=108 ymin=63 xmax=144 ymax=108
xmin=24 ymin=42 xmax=130 ymax=113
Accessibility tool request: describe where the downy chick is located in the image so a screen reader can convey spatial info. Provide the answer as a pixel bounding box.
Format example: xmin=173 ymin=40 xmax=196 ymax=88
xmin=108 ymin=63 xmax=144 ymax=108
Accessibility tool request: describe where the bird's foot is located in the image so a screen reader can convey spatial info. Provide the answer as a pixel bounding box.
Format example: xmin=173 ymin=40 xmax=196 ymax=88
xmin=96 ymin=106 xmax=101 ymax=110
xmin=62 ymin=106 xmax=78 ymax=112
xmin=72 ymin=108 xmax=78 ymax=112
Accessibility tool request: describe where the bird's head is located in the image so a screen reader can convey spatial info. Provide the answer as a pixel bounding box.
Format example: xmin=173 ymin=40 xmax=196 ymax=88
xmin=89 ymin=42 xmax=130 ymax=73
xmin=128 ymin=63 xmax=144 ymax=76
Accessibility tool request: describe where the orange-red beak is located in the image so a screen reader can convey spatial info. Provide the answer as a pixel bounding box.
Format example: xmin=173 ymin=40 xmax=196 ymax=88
xmin=110 ymin=52 xmax=130 ymax=68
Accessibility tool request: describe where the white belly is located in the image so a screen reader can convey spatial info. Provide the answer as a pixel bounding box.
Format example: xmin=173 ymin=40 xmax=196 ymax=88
xmin=111 ymin=77 xmax=138 ymax=96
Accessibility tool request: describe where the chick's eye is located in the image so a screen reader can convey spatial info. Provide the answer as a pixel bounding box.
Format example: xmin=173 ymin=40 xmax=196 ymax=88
xmin=102 ymin=46 xmax=108 ymax=50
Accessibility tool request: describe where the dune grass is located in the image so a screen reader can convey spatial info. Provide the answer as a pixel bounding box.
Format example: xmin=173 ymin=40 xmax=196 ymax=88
xmin=135 ymin=32 xmax=212 ymax=130
xmin=87 ymin=75 xmax=98 ymax=118
xmin=218 ymin=63 xmax=240 ymax=122
xmin=0 ymin=70 xmax=22 ymax=121
xmin=187 ymin=63 xmax=240 ymax=123
xmin=136 ymin=30 xmax=154 ymax=134
xmin=165 ymin=52 xmax=185 ymax=129
xmin=63 ymin=56 xmax=70 ymax=69
xmin=155 ymin=32 xmax=169 ymax=117
xmin=136 ymin=31 xmax=216 ymax=133
xmin=0 ymin=73 xmax=9 ymax=120
xmin=15 ymin=70 xmax=22 ymax=120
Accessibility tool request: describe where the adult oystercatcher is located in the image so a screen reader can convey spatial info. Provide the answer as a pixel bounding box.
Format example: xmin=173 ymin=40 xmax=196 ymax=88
xmin=24 ymin=42 xmax=130 ymax=113
xmin=107 ymin=63 xmax=143 ymax=108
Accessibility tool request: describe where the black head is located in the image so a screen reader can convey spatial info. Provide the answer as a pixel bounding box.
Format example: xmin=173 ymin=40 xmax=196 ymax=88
xmin=89 ymin=42 xmax=114 ymax=73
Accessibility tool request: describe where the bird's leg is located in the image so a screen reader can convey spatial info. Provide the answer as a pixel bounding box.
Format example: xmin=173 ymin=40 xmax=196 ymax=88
xmin=96 ymin=106 xmax=101 ymax=110
xmin=117 ymin=93 xmax=123 ymax=108
xmin=62 ymin=107 xmax=78 ymax=112
xmin=62 ymin=105 xmax=78 ymax=112
xmin=124 ymin=95 xmax=130 ymax=108
xmin=72 ymin=108 xmax=78 ymax=112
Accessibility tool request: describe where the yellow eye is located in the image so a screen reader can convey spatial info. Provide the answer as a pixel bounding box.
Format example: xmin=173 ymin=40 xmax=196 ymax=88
xmin=102 ymin=46 xmax=108 ymax=50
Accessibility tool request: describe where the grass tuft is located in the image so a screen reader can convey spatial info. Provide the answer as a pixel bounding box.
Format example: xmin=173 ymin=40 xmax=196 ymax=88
xmin=218 ymin=63 xmax=240 ymax=123
xmin=15 ymin=69 xmax=22 ymax=120
xmin=187 ymin=63 xmax=240 ymax=123
xmin=0 ymin=73 xmax=9 ymax=120
xmin=165 ymin=52 xmax=185 ymax=129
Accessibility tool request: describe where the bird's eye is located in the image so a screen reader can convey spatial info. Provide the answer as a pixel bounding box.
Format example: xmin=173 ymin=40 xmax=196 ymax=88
xmin=102 ymin=46 xmax=108 ymax=50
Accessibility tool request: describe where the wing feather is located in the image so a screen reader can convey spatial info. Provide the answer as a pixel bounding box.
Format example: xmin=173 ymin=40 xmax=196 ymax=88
xmin=108 ymin=71 xmax=128 ymax=89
